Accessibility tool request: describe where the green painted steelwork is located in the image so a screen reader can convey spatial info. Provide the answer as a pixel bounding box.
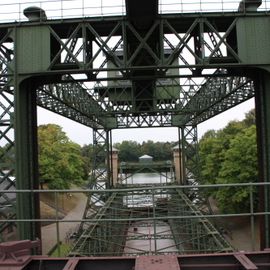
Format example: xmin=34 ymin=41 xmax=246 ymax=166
xmin=14 ymin=79 xmax=40 ymax=241
xmin=254 ymin=70 xmax=270 ymax=249
xmin=0 ymin=0 xmax=270 ymax=253
xmin=69 ymin=187 xmax=233 ymax=256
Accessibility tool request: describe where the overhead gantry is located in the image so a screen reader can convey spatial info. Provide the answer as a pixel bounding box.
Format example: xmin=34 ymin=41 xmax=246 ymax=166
xmin=0 ymin=0 xmax=269 ymax=253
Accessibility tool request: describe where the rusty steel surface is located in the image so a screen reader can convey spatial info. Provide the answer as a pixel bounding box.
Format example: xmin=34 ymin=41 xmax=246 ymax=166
xmin=0 ymin=239 xmax=40 ymax=268
xmin=0 ymin=240 xmax=270 ymax=270
xmin=135 ymin=255 xmax=180 ymax=270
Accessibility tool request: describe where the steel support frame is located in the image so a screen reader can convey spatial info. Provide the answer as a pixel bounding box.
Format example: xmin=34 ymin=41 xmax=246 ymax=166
xmin=91 ymin=128 xmax=112 ymax=190
xmin=180 ymin=125 xmax=200 ymax=186
xmin=169 ymin=189 xmax=232 ymax=253
xmin=79 ymin=128 xmax=113 ymax=236
xmin=0 ymin=29 xmax=16 ymax=238
xmin=31 ymin=15 xmax=253 ymax=129
xmin=36 ymin=16 xmax=241 ymax=75
xmin=254 ymin=69 xmax=270 ymax=249
xmin=37 ymin=80 xmax=105 ymax=129
xmin=1 ymin=14 xmax=255 ymax=130
xmin=180 ymin=125 xmax=211 ymax=212
xmin=14 ymin=78 xmax=40 ymax=241
xmin=70 ymin=187 xmax=232 ymax=256
xmin=70 ymin=192 xmax=129 ymax=256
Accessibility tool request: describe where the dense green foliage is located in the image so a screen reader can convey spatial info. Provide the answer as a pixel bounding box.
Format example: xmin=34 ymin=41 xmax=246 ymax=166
xmin=80 ymin=144 xmax=94 ymax=175
xmin=198 ymin=109 xmax=258 ymax=213
xmin=114 ymin=141 xmax=141 ymax=162
xmin=113 ymin=140 xmax=175 ymax=162
xmin=0 ymin=144 xmax=14 ymax=171
xmin=38 ymin=124 xmax=86 ymax=189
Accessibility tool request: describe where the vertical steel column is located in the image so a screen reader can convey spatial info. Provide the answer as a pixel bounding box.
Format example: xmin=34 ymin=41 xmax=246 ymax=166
xmin=14 ymin=79 xmax=40 ymax=241
xmin=91 ymin=128 xmax=112 ymax=190
xmin=180 ymin=125 xmax=200 ymax=186
xmin=81 ymin=128 xmax=112 ymax=230
xmin=254 ymin=70 xmax=270 ymax=249
xmin=177 ymin=127 xmax=183 ymax=184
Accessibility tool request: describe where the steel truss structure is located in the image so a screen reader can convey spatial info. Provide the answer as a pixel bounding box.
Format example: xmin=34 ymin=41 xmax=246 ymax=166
xmin=0 ymin=0 xmax=270 ymax=256
xmin=69 ymin=186 xmax=233 ymax=256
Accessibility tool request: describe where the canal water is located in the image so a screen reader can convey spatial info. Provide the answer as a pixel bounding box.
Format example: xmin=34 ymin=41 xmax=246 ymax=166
xmin=92 ymin=171 xmax=178 ymax=254
xmin=121 ymin=172 xmax=178 ymax=255
xmin=121 ymin=172 xmax=174 ymax=185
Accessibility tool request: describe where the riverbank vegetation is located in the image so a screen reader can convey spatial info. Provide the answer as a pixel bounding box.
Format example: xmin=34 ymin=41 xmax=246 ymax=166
xmin=198 ymin=109 xmax=258 ymax=213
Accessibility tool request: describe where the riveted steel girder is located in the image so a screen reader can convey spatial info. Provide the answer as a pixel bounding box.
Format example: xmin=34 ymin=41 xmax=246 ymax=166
xmin=1 ymin=13 xmax=261 ymax=130
xmin=2 ymin=13 xmax=264 ymax=78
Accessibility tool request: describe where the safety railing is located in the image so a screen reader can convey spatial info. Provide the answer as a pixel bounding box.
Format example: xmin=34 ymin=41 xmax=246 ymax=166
xmin=0 ymin=182 xmax=268 ymax=257
xmin=0 ymin=0 xmax=270 ymax=23
xmin=159 ymin=0 xmax=270 ymax=14
xmin=0 ymin=0 xmax=126 ymax=23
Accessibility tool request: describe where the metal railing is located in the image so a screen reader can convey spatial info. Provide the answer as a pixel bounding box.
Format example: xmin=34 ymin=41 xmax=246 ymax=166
xmin=0 ymin=182 xmax=268 ymax=256
xmin=0 ymin=0 xmax=270 ymax=23
xmin=0 ymin=0 xmax=126 ymax=23
xmin=159 ymin=0 xmax=270 ymax=13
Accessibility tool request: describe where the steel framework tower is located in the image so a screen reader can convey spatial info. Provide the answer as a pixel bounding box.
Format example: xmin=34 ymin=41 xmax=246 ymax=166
xmin=0 ymin=0 xmax=269 ymax=254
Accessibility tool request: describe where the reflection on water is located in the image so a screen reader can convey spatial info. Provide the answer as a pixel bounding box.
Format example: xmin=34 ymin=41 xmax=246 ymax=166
xmin=120 ymin=172 xmax=173 ymax=208
xmin=122 ymin=172 xmax=173 ymax=185
xmin=90 ymin=170 xmax=178 ymax=254
xmin=122 ymin=172 xmax=178 ymax=254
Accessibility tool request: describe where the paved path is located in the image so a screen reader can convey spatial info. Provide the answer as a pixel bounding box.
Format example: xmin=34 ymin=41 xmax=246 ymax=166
xmin=41 ymin=192 xmax=87 ymax=255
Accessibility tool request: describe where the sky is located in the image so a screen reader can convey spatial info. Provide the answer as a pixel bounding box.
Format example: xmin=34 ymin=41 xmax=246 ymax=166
xmin=37 ymin=98 xmax=255 ymax=145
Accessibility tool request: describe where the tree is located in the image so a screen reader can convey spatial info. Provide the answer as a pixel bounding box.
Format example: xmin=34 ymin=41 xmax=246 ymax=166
xmin=198 ymin=109 xmax=258 ymax=213
xmin=0 ymin=144 xmax=14 ymax=172
xmin=38 ymin=124 xmax=86 ymax=189
xmin=199 ymin=130 xmax=225 ymax=185
xmin=114 ymin=140 xmax=141 ymax=162
xmin=216 ymin=125 xmax=258 ymax=213
xmin=243 ymin=108 xmax=256 ymax=127
xmin=140 ymin=140 xmax=172 ymax=161
xmin=81 ymin=144 xmax=94 ymax=174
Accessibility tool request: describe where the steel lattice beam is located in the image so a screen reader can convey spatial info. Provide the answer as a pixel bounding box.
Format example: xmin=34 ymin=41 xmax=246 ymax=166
xmin=69 ymin=187 xmax=232 ymax=256
xmin=36 ymin=75 xmax=254 ymax=129
xmin=0 ymin=34 xmax=16 ymax=237
xmin=1 ymin=13 xmax=254 ymax=130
